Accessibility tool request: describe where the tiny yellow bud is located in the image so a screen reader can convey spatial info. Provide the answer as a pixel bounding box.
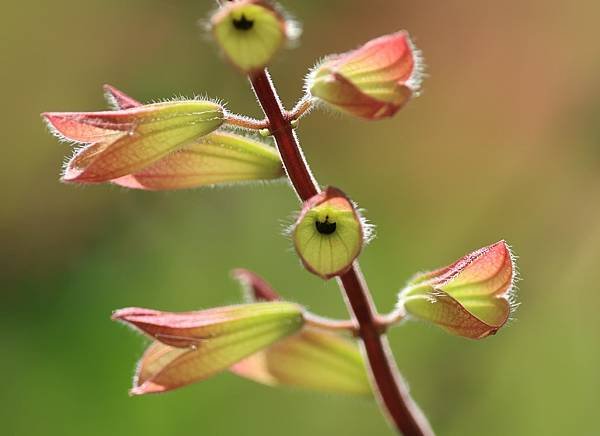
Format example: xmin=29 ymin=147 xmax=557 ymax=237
xmin=292 ymin=187 xmax=365 ymax=280
xmin=211 ymin=0 xmax=287 ymax=73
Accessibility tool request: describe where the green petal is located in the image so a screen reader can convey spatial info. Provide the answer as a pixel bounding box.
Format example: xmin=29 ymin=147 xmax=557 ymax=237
xmin=113 ymin=302 xmax=305 ymax=394
xmin=231 ymin=328 xmax=372 ymax=396
xmin=112 ymin=131 xmax=284 ymax=190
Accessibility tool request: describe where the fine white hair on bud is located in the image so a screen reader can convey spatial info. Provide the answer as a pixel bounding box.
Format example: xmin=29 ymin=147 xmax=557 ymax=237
xmin=292 ymin=187 xmax=366 ymax=280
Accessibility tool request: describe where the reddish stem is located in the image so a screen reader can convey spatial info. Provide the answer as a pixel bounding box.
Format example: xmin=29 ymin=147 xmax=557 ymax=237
xmin=249 ymin=69 xmax=433 ymax=436
xmin=250 ymin=72 xmax=320 ymax=200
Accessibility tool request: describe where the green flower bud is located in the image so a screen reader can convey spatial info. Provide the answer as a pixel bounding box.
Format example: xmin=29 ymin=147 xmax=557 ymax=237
xmin=44 ymin=99 xmax=225 ymax=183
xmin=113 ymin=302 xmax=304 ymax=395
xmin=307 ymin=31 xmax=421 ymax=120
xmin=398 ymin=241 xmax=517 ymax=339
xmin=292 ymin=187 xmax=366 ymax=280
xmin=211 ymin=0 xmax=288 ymax=73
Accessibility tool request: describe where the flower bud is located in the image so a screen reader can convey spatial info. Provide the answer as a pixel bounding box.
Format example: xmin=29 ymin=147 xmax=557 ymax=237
xmin=43 ymin=99 xmax=224 ymax=183
xmin=211 ymin=0 xmax=289 ymax=73
xmin=292 ymin=187 xmax=365 ymax=279
xmin=113 ymin=302 xmax=304 ymax=395
xmin=307 ymin=31 xmax=422 ymax=120
xmin=101 ymin=85 xmax=284 ymax=190
xmin=398 ymin=241 xmax=517 ymax=339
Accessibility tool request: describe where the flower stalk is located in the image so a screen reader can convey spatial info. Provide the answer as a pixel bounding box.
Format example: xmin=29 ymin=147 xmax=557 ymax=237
xmin=248 ymin=68 xmax=433 ymax=436
xmin=41 ymin=1 xmax=517 ymax=432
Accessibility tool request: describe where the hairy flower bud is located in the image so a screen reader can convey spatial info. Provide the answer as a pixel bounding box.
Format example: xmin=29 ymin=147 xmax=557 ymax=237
xmin=307 ymin=31 xmax=422 ymax=120
xmin=398 ymin=241 xmax=517 ymax=339
xmin=113 ymin=302 xmax=304 ymax=395
xmin=101 ymin=85 xmax=284 ymax=190
xmin=211 ymin=0 xmax=289 ymax=73
xmin=292 ymin=187 xmax=365 ymax=279
xmin=44 ymin=99 xmax=224 ymax=183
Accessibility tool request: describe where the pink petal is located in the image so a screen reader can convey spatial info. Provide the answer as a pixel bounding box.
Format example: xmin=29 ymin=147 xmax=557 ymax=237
xmin=103 ymin=84 xmax=142 ymax=110
xmin=404 ymin=290 xmax=510 ymax=339
xmin=109 ymin=132 xmax=284 ymax=190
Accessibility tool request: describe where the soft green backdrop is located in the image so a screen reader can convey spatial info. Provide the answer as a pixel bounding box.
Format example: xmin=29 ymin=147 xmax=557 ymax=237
xmin=2 ymin=1 xmax=599 ymax=435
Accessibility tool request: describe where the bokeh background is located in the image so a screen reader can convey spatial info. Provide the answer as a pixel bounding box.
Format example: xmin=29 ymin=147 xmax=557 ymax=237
xmin=2 ymin=0 xmax=600 ymax=435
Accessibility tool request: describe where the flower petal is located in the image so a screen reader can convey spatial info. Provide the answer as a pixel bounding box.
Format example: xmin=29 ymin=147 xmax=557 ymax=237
xmin=45 ymin=100 xmax=225 ymax=183
xmin=334 ymin=31 xmax=417 ymax=84
xmin=231 ymin=268 xmax=281 ymax=302
xmin=402 ymin=291 xmax=510 ymax=339
xmin=113 ymin=302 xmax=303 ymax=348
xmin=43 ymin=112 xmax=128 ymax=143
xmin=111 ymin=131 xmax=284 ymax=190
xmin=231 ymin=328 xmax=371 ymax=396
xmin=406 ymin=241 xmax=515 ymax=298
xmin=103 ymin=84 xmax=142 ymax=110
xmin=114 ymin=302 xmax=305 ymax=395
xmin=308 ymin=31 xmax=422 ymax=120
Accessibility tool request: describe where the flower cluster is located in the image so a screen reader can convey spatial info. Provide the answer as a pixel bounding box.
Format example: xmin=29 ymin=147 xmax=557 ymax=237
xmin=42 ymin=1 xmax=519 ymax=425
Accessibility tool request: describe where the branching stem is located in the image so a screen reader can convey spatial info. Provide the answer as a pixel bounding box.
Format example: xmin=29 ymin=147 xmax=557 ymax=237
xmin=248 ymin=69 xmax=434 ymax=436
xmin=303 ymin=312 xmax=359 ymax=334
xmin=225 ymin=97 xmax=313 ymax=133
xmin=224 ymin=112 xmax=270 ymax=130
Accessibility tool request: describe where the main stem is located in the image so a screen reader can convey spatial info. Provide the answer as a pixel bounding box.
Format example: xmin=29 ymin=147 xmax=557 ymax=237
xmin=249 ymin=70 xmax=434 ymax=436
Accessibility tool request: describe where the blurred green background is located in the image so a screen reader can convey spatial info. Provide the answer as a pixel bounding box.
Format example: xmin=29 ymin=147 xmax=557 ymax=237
xmin=2 ymin=0 xmax=600 ymax=435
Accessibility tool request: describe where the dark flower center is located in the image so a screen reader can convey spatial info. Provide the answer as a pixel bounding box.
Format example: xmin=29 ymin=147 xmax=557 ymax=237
xmin=315 ymin=216 xmax=337 ymax=235
xmin=232 ymin=14 xmax=254 ymax=31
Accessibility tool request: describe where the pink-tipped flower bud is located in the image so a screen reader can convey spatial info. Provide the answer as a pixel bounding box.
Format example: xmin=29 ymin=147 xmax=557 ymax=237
xmin=113 ymin=302 xmax=304 ymax=395
xmin=211 ymin=0 xmax=293 ymax=73
xmin=307 ymin=31 xmax=422 ymax=120
xmin=43 ymin=86 xmax=285 ymax=190
xmin=398 ymin=241 xmax=517 ymax=339
xmin=44 ymin=99 xmax=224 ymax=183
xmin=292 ymin=187 xmax=367 ymax=280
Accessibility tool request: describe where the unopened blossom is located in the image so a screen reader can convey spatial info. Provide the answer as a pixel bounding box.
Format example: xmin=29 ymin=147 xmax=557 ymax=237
xmin=308 ymin=31 xmax=422 ymax=120
xmin=113 ymin=302 xmax=304 ymax=395
xmin=44 ymin=99 xmax=225 ymax=183
xmin=211 ymin=0 xmax=292 ymax=73
xmin=44 ymin=86 xmax=285 ymax=189
xmin=292 ymin=187 xmax=367 ymax=279
xmin=398 ymin=241 xmax=516 ymax=339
